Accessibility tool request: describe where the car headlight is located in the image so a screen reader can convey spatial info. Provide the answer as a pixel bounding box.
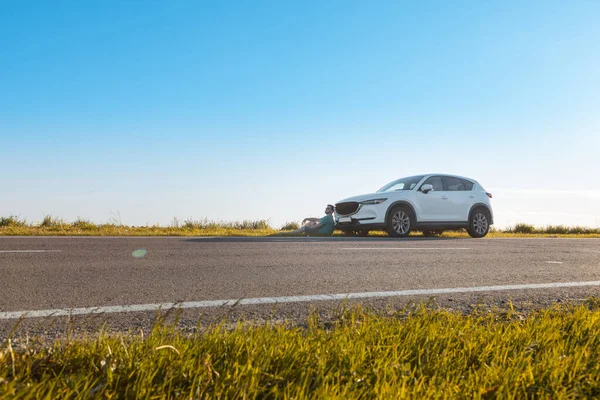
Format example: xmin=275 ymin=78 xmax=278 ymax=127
xmin=359 ymin=198 xmax=387 ymax=205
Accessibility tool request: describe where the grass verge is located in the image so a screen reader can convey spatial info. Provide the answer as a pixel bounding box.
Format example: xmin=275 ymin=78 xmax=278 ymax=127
xmin=0 ymin=216 xmax=277 ymax=237
xmin=2 ymin=302 xmax=600 ymax=398
xmin=1 ymin=216 xmax=600 ymax=237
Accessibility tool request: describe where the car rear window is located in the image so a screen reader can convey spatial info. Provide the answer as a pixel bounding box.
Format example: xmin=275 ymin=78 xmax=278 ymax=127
xmin=461 ymin=179 xmax=474 ymax=190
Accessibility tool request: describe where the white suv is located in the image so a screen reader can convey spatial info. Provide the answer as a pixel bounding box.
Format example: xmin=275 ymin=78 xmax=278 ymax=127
xmin=334 ymin=174 xmax=493 ymax=238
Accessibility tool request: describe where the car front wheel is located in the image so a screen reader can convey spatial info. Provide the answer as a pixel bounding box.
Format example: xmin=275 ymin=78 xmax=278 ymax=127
xmin=467 ymin=209 xmax=490 ymax=238
xmin=386 ymin=207 xmax=414 ymax=238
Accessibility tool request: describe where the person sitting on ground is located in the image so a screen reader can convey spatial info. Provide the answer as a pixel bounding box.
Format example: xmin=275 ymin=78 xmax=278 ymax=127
xmin=283 ymin=204 xmax=336 ymax=236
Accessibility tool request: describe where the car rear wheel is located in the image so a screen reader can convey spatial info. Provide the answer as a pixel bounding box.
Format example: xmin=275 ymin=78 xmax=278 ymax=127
xmin=386 ymin=207 xmax=414 ymax=238
xmin=467 ymin=208 xmax=490 ymax=238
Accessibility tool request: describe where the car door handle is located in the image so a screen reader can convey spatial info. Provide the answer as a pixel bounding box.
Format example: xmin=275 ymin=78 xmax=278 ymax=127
xmin=441 ymin=196 xmax=448 ymax=200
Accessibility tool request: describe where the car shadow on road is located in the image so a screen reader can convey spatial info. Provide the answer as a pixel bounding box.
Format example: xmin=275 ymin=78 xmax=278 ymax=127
xmin=184 ymin=236 xmax=469 ymax=243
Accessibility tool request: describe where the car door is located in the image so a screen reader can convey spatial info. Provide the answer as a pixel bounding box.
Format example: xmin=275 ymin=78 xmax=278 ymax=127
xmin=441 ymin=176 xmax=472 ymax=221
xmin=416 ymin=176 xmax=454 ymax=221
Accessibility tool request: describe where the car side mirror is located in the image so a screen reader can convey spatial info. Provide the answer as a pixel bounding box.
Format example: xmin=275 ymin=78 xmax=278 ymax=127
xmin=421 ymin=184 xmax=434 ymax=194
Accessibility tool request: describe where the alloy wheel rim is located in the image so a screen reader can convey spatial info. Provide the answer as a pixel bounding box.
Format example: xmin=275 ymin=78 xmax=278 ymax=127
xmin=392 ymin=211 xmax=410 ymax=234
xmin=473 ymin=213 xmax=488 ymax=234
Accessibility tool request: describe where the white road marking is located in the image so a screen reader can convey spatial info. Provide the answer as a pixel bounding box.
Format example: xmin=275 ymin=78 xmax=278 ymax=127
xmin=487 ymin=238 xmax=600 ymax=240
xmin=342 ymin=247 xmax=470 ymax=250
xmin=545 ymin=261 xmax=564 ymax=264
xmin=2 ymin=280 xmax=600 ymax=320
xmin=0 ymin=250 xmax=62 ymax=253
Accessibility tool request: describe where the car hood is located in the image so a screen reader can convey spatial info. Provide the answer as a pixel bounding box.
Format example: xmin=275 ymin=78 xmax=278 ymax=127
xmin=336 ymin=192 xmax=402 ymax=203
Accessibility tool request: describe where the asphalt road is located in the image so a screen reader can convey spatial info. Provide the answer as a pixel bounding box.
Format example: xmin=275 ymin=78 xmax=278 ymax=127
xmin=1 ymin=236 xmax=600 ymax=337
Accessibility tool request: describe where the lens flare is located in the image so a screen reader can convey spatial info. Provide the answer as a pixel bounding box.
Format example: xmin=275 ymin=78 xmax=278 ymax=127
xmin=132 ymin=249 xmax=148 ymax=258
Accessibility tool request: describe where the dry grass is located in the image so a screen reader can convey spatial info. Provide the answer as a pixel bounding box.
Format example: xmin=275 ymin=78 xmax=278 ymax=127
xmin=2 ymin=302 xmax=600 ymax=398
xmin=1 ymin=216 xmax=599 ymax=237
xmin=506 ymin=223 xmax=600 ymax=235
xmin=0 ymin=215 xmax=277 ymax=237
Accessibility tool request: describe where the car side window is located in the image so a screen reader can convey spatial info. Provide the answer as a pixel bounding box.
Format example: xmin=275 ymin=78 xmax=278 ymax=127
xmin=443 ymin=176 xmax=466 ymax=191
xmin=462 ymin=179 xmax=474 ymax=190
xmin=422 ymin=176 xmax=443 ymax=191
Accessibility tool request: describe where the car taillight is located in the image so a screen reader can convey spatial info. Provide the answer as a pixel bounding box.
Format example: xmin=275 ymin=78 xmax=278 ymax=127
xmin=486 ymin=192 xmax=493 ymax=199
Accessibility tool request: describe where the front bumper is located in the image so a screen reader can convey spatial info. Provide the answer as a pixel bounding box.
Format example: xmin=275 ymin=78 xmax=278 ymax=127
xmin=334 ymin=203 xmax=388 ymax=230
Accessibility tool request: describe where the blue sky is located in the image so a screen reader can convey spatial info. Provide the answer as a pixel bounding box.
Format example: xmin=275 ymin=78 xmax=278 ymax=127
xmin=1 ymin=0 xmax=599 ymax=228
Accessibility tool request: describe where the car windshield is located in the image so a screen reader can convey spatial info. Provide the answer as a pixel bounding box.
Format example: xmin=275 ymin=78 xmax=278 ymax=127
xmin=377 ymin=175 xmax=425 ymax=193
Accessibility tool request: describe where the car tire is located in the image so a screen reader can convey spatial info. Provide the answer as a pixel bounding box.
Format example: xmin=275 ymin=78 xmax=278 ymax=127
xmin=422 ymin=230 xmax=443 ymax=237
xmin=467 ymin=208 xmax=491 ymax=238
xmin=386 ymin=206 xmax=414 ymax=238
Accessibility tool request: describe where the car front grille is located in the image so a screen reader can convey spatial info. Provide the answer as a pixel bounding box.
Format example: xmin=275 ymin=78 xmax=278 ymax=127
xmin=335 ymin=202 xmax=360 ymax=216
